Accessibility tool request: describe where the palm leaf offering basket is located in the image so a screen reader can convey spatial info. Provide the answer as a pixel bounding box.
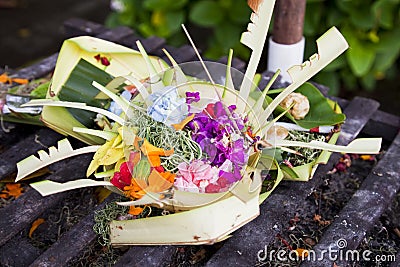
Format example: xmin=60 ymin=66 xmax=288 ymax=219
xmin=14 ymin=0 xmax=381 ymax=245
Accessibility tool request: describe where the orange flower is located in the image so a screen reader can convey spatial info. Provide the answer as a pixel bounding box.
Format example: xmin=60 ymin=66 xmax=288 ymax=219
xmin=128 ymin=206 xmax=144 ymax=215
xmin=140 ymin=139 xmax=173 ymax=167
xmin=123 ymin=170 xmax=175 ymax=200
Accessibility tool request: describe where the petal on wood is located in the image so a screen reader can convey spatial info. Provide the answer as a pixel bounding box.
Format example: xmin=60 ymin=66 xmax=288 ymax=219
xmin=29 ymin=218 xmax=45 ymax=238
xmin=3 ymin=184 xmax=24 ymax=198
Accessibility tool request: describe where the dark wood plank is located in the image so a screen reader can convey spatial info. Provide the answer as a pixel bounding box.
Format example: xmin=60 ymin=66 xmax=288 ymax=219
xmin=217 ymin=56 xmax=246 ymax=73
xmin=205 ymin=96 xmax=380 ymax=266
xmin=0 ymin=154 xmax=91 ymax=247
xmin=0 ymin=235 xmax=42 ymax=267
xmin=161 ymin=45 xmax=197 ymax=64
xmin=125 ymin=35 xmax=166 ymax=55
xmin=114 ymin=246 xmax=176 ymax=267
xmin=0 ymin=128 xmax=63 ymax=180
xmin=14 ymin=53 xmax=58 ymax=80
xmin=337 ymin=97 xmax=380 ymax=145
xmin=96 ymin=26 xmax=135 ymax=44
xmin=0 ymin=123 xmax=40 ymax=152
xmin=29 ymin=194 xmax=117 ymax=267
xmin=63 ymin=17 xmax=107 ymax=38
xmin=363 ymin=110 xmax=400 ymax=141
xmin=303 ymin=132 xmax=400 ymax=266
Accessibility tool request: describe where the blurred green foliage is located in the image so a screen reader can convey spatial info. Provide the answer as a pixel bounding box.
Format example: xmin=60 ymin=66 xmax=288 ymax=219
xmin=306 ymin=0 xmax=400 ymax=94
xmin=106 ymin=0 xmax=400 ymax=94
xmin=106 ymin=0 xmax=252 ymax=59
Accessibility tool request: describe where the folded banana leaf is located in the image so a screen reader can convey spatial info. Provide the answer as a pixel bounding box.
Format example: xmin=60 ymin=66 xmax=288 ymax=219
xmin=41 ymin=36 xmax=168 ymax=145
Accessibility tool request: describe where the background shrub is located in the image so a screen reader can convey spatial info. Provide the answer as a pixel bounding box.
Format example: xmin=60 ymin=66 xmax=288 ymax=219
xmin=106 ymin=0 xmax=400 ymax=94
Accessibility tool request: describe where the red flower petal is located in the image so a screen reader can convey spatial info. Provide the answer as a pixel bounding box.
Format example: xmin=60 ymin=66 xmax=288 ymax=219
xmin=100 ymin=57 xmax=110 ymax=66
xmin=205 ymin=183 xmax=220 ymax=193
xmin=154 ymin=165 xmax=165 ymax=173
xmin=204 ymin=103 xmax=215 ymax=118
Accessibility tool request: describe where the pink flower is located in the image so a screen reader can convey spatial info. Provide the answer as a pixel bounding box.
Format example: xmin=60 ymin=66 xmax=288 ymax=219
xmin=174 ymin=160 xmax=219 ymax=193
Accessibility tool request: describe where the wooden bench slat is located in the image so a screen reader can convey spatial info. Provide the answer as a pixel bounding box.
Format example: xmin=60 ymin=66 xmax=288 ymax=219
xmin=29 ymin=194 xmax=117 ymax=267
xmin=0 ymin=128 xmax=63 ymax=180
xmin=114 ymin=246 xmax=176 ymax=267
xmin=303 ymin=131 xmax=400 ymax=266
xmin=63 ymin=17 xmax=108 ymax=38
xmin=0 ymin=155 xmax=91 ymax=247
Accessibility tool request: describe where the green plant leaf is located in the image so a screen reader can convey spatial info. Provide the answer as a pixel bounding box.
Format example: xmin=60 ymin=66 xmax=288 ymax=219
xmin=144 ymin=0 xmax=188 ymax=11
xmin=360 ymin=73 xmax=376 ymax=91
xmin=314 ymin=71 xmax=340 ymax=95
xmin=189 ymin=0 xmax=224 ymax=27
xmin=30 ymin=81 xmax=50 ymax=99
xmin=287 ymin=83 xmax=346 ymax=128
xmin=164 ymin=10 xmax=185 ymax=34
xmin=214 ymin=22 xmax=242 ymax=50
xmin=349 ymin=6 xmax=375 ymax=30
xmin=227 ymin=0 xmax=251 ymax=24
xmin=256 ymin=83 xmax=346 ymax=129
xmin=58 ymin=59 xmax=113 ymax=126
xmin=322 ymin=55 xmax=346 ymax=72
xmin=344 ymin=31 xmax=376 ymax=77
xmin=304 ymin=2 xmax=323 ymax=36
xmin=372 ymin=0 xmax=398 ymax=29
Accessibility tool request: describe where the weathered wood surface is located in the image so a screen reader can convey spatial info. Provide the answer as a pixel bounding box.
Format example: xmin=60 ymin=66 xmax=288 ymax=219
xmin=0 ymin=155 xmax=92 ymax=248
xmin=29 ymin=194 xmax=117 ymax=267
xmin=305 ymin=132 xmax=400 ymax=266
xmin=0 ymin=128 xmax=63 ymax=179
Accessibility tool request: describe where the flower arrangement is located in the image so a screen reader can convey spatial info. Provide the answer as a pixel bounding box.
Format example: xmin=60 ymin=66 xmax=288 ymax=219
xmin=14 ymin=0 xmax=382 ymax=245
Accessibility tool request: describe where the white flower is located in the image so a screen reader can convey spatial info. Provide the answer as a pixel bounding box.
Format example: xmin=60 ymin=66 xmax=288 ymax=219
xmin=147 ymin=86 xmax=188 ymax=126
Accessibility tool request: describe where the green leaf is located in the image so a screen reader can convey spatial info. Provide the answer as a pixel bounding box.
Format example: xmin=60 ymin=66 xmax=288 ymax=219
xmin=349 ymin=6 xmax=375 ymax=30
xmin=164 ymin=10 xmax=185 ymax=34
xmin=257 ymin=83 xmax=346 ymax=129
xmin=374 ymin=49 xmax=400 ymax=73
xmin=144 ymin=0 xmax=188 ymax=11
xmin=189 ymin=0 xmax=224 ymax=27
xmin=372 ymin=0 xmax=398 ymax=29
xmin=360 ymin=73 xmax=376 ymax=91
xmin=290 ymin=83 xmax=346 ymax=128
xmin=227 ymin=0 xmax=251 ymax=24
xmin=304 ymin=2 xmax=324 ymax=36
xmin=58 ymin=59 xmax=113 ymax=126
xmin=344 ymin=31 xmax=376 ymax=77
xmin=214 ymin=22 xmax=242 ymax=50
xmin=322 ymin=55 xmax=346 ymax=72
xmin=30 ymin=81 xmax=50 ymax=99
xmin=314 ymin=71 xmax=340 ymax=95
